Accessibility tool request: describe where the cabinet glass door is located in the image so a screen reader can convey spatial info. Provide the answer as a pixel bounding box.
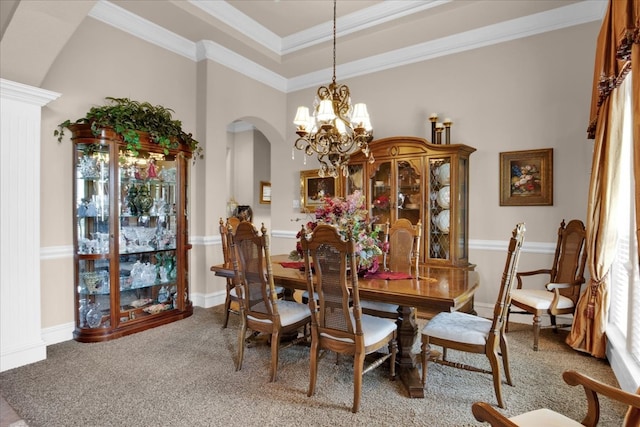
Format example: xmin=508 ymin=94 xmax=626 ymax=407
xmin=370 ymin=161 xmax=392 ymax=226
xmin=118 ymin=154 xmax=179 ymax=323
xmin=345 ymin=163 xmax=364 ymax=195
xmin=396 ymin=160 xmax=422 ymax=225
xmin=75 ymin=144 xmax=111 ymax=329
xmin=428 ymin=157 xmax=451 ymax=261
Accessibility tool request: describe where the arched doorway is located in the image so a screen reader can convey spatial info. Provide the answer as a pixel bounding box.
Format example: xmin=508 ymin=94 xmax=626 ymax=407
xmin=226 ymin=119 xmax=272 ymax=230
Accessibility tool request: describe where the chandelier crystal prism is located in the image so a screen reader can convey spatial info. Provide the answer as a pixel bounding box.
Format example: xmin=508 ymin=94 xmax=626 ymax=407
xmin=293 ymin=0 xmax=374 ymax=178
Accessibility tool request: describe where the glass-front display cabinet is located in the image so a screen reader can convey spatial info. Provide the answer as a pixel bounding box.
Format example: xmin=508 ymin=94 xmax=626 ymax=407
xmin=71 ymin=124 xmax=193 ymax=342
xmin=346 ymin=136 xmax=475 ymax=268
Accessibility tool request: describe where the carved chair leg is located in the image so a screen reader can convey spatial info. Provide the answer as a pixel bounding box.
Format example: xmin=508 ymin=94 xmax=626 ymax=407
xmin=487 ymin=349 xmax=505 ymax=409
xmin=420 ymin=339 xmax=429 ymax=386
xmin=532 ymin=314 xmax=541 ymax=351
xmin=236 ymin=320 xmax=247 ymax=371
xmin=550 ymin=314 xmax=558 ymax=333
xmin=499 ymin=333 xmax=513 ymax=386
xmin=389 ymin=339 xmax=397 ymax=379
xmin=352 ymin=352 xmax=365 ymax=413
xmin=270 ymin=330 xmax=280 ymax=382
xmin=308 ymin=339 xmax=319 ymax=397
xmin=222 ymin=295 xmax=232 ymax=329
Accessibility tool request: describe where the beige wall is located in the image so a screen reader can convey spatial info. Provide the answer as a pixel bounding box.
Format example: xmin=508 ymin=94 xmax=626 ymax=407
xmin=4 ymin=11 xmax=598 ymax=332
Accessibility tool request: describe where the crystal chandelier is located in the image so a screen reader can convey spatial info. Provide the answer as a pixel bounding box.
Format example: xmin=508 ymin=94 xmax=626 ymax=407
xmin=293 ymin=0 xmax=374 ymax=178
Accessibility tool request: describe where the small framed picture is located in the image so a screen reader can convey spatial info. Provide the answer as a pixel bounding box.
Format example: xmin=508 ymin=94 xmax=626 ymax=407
xmin=259 ymin=181 xmax=271 ymax=204
xmin=300 ymin=169 xmax=341 ymax=213
xmin=499 ymin=148 xmax=553 ymax=206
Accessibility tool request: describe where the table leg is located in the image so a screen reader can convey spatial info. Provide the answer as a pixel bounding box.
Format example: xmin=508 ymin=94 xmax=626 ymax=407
xmin=396 ymin=306 xmax=424 ymax=398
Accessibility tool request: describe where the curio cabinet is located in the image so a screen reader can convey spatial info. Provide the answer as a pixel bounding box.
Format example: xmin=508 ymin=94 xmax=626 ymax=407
xmin=71 ymin=124 xmax=193 ymax=342
xmin=346 ymin=136 xmax=475 ymax=268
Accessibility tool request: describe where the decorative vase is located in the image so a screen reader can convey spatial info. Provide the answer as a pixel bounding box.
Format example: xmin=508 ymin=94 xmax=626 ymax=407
xmin=133 ymin=185 xmax=153 ymax=216
xmin=86 ymin=302 xmax=102 ymax=328
xmin=78 ymin=298 xmax=89 ymax=328
xmin=127 ymin=185 xmax=138 ymax=216
xmin=158 ymin=285 xmax=169 ymax=303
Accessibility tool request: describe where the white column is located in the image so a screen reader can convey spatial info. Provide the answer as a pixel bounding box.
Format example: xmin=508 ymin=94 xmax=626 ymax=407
xmin=1 ymin=79 xmax=60 ymax=372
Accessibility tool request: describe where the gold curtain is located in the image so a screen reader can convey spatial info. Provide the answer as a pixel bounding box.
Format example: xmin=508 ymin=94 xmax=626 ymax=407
xmin=567 ymin=0 xmax=639 ymax=358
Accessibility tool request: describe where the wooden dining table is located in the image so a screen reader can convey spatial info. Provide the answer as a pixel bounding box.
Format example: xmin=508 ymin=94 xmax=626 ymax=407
xmin=211 ymin=254 xmax=479 ymax=398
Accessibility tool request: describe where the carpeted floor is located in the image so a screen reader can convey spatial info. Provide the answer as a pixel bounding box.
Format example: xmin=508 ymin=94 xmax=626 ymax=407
xmin=0 ymin=306 xmax=627 ymax=426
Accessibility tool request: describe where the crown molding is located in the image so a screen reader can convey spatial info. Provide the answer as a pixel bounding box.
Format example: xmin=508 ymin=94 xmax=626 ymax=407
xmin=288 ymin=0 xmax=607 ymax=91
xmin=281 ymin=0 xmax=450 ymax=54
xmin=89 ymin=0 xmax=197 ymax=61
xmin=0 ymin=79 xmax=61 ymax=106
xmin=189 ymin=0 xmax=282 ymax=55
xmin=196 ymin=40 xmax=288 ymax=92
xmin=88 ymin=0 xmax=606 ymax=94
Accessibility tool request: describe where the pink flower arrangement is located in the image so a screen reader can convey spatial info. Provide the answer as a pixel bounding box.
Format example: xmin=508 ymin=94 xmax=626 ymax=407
xmin=292 ymin=191 xmax=383 ymax=273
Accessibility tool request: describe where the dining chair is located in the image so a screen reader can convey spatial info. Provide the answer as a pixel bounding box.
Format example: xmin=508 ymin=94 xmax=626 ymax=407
xmin=421 ymin=223 xmax=526 ymax=408
xmin=228 ymin=221 xmax=311 ymax=382
xmin=508 ymin=219 xmax=587 ymax=350
xmin=360 ymin=219 xmax=422 ymax=320
xmin=220 ymin=217 xmax=240 ymax=329
xmin=472 ymin=370 xmax=640 ymax=426
xmin=300 ymin=223 xmax=398 ymax=413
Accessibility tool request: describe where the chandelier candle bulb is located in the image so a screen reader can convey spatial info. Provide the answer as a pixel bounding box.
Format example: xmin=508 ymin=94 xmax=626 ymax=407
xmin=294 ymin=107 xmax=311 ymax=130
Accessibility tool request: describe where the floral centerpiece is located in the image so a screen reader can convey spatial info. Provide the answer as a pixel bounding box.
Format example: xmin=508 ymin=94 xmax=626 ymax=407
xmin=291 ymin=191 xmax=385 ymax=273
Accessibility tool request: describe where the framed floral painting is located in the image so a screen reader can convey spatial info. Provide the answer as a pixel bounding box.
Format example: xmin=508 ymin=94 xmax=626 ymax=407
xmin=300 ymin=169 xmax=341 ymax=213
xmin=499 ymin=148 xmax=553 ymax=206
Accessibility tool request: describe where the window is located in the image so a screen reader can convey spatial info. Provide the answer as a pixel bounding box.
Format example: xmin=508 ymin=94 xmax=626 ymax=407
xmin=607 ymin=74 xmax=640 ymax=391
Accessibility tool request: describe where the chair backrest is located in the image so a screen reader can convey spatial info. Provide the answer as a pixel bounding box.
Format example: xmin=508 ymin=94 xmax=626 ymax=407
xmin=492 ymin=223 xmax=526 ymax=334
xmin=300 ymin=224 xmax=362 ymax=340
xmin=229 ymin=222 xmax=280 ymax=322
xmin=383 ymin=218 xmax=422 ymax=275
xmin=219 ymin=217 xmax=240 ymax=264
xmin=551 ymin=219 xmax=587 ymax=303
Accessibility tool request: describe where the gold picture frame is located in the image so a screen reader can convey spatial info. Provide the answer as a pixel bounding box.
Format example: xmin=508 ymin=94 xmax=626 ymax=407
xmin=259 ymin=181 xmax=271 ymax=204
xmin=300 ymin=169 xmax=341 ymax=213
xmin=499 ymin=148 xmax=553 ymax=206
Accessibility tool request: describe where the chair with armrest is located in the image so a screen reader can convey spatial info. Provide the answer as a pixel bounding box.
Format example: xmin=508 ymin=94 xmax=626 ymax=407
xmin=360 ymin=219 xmax=422 ymax=320
xmin=472 ymin=370 xmax=640 ymax=426
xmin=300 ymin=223 xmax=398 ymax=413
xmin=220 ymin=217 xmax=241 ymax=328
xmin=229 ymin=221 xmax=311 ymax=382
xmin=508 ymin=219 xmax=587 ymax=351
xmin=421 ymin=223 xmax=526 ymax=408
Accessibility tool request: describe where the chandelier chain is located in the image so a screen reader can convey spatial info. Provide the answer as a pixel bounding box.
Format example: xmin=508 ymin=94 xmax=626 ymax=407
xmin=292 ymin=0 xmax=374 ymax=178
xmin=332 ymin=0 xmax=337 ymax=85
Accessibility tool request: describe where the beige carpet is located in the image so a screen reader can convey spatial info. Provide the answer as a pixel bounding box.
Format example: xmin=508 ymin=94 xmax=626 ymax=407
xmin=0 ymin=306 xmax=627 ymax=426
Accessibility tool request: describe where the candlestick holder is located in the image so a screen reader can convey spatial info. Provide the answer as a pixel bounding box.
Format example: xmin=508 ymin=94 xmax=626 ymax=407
xmin=435 ymin=126 xmax=444 ymax=145
xmin=429 ymin=114 xmax=438 ymax=144
xmin=443 ymin=119 xmax=452 ymax=144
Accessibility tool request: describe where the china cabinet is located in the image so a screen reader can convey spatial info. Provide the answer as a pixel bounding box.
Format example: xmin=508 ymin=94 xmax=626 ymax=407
xmin=346 ymin=136 xmax=475 ymax=268
xmin=71 ymin=124 xmax=193 ymax=342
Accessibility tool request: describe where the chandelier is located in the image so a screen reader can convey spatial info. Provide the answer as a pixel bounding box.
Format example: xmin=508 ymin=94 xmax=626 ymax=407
xmin=292 ymin=0 xmax=374 ymax=178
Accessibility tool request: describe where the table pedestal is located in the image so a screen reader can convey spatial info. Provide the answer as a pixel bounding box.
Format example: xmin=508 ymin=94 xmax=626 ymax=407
xmin=396 ymin=306 xmax=424 ymax=398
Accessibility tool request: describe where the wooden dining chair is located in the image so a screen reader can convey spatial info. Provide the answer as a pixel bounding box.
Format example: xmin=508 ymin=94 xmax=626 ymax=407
xmin=228 ymin=221 xmax=311 ymax=382
xmin=508 ymin=219 xmax=587 ymax=350
xmin=300 ymin=223 xmax=398 ymax=413
xmin=472 ymin=370 xmax=640 ymax=426
xmin=421 ymin=223 xmax=526 ymax=408
xmin=220 ymin=217 xmax=241 ymax=328
xmin=360 ymin=219 xmax=422 ymax=320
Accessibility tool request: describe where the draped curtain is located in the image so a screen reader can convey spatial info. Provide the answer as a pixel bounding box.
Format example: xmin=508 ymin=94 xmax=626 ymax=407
xmin=566 ymin=0 xmax=639 ymax=358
